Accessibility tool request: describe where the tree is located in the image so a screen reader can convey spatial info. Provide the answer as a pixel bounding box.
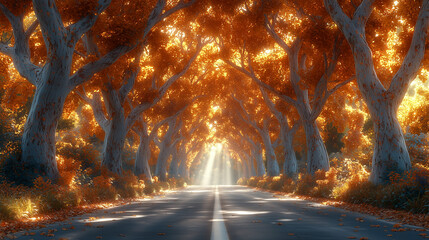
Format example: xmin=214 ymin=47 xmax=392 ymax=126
xmin=0 ymin=0 xmax=196 ymax=183
xmin=231 ymin=94 xmax=280 ymax=176
xmin=222 ymin=1 xmax=353 ymax=174
xmin=132 ymin=115 xmax=169 ymax=182
xmin=78 ymin=37 xmax=204 ymax=174
xmin=324 ymin=0 xmax=429 ymax=184
xmin=260 ymin=87 xmax=300 ymax=177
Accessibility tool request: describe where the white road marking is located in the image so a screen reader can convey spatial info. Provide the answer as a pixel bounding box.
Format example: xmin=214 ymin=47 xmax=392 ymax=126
xmin=210 ymin=186 xmax=230 ymax=240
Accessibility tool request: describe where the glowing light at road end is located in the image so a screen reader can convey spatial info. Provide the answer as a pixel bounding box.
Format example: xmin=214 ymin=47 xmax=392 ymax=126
xmin=197 ymin=143 xmax=235 ymax=186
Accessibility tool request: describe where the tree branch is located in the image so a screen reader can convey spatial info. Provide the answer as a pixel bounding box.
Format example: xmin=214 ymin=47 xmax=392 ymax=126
xmin=388 ymin=0 xmax=429 ymax=110
xmin=310 ymin=75 xmax=355 ymax=121
xmin=225 ymin=59 xmax=298 ymax=107
xmin=32 ymin=0 xmax=66 ymax=52
xmin=0 ymin=3 xmax=41 ymax=85
xmin=67 ymin=0 xmax=112 ymax=43
xmin=76 ymin=90 xmax=110 ymax=131
xmin=25 ymin=20 xmax=39 ymax=40
xmin=155 ymin=38 xmax=204 ymax=102
xmin=352 ymin=0 xmax=375 ymax=33
xmin=264 ymin=14 xmax=292 ymax=54
xmin=69 ymin=44 xmax=136 ymax=88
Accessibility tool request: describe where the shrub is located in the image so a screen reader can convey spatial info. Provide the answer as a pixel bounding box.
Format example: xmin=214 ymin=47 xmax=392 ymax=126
xmin=268 ymin=176 xmax=284 ymax=191
xmin=237 ymin=177 xmax=248 ymax=185
xmin=281 ymin=177 xmax=295 ymax=193
xmin=247 ymin=177 xmax=260 ymax=187
xmin=143 ymin=184 xmax=155 ymax=195
xmin=333 ymin=167 xmax=429 ymax=214
xmin=175 ymin=178 xmax=187 ymax=188
xmin=295 ymin=173 xmax=315 ymax=195
xmin=312 ymin=168 xmax=338 ymax=198
xmin=158 ymin=181 xmax=170 ymax=191
xmin=0 ymin=197 xmax=34 ymax=220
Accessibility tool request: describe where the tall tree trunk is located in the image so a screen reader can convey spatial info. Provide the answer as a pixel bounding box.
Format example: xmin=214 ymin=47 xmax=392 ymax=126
xmin=169 ymin=149 xmax=179 ymax=178
xmin=155 ymin=144 xmax=171 ymax=181
xmin=249 ymin=157 xmax=256 ymax=176
xmin=369 ymin=105 xmax=410 ymax=184
xmin=134 ymin=135 xmax=152 ymax=182
xmin=243 ymin=157 xmax=251 ymax=178
xmin=254 ymin=146 xmax=266 ymax=176
xmin=178 ymin=158 xmax=188 ymax=179
xmin=21 ymin=82 xmax=69 ymax=184
xmin=324 ymin=0 xmax=429 ymax=184
xmin=262 ymin=135 xmax=280 ymax=176
xmin=102 ymin=112 xmax=126 ymax=175
xmin=281 ymin=130 xmax=298 ymax=178
xmin=21 ymin=58 xmax=72 ymax=184
xmin=303 ymin=121 xmax=329 ymax=174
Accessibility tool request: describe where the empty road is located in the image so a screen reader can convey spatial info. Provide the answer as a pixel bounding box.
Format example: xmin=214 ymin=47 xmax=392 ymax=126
xmin=13 ymin=185 xmax=427 ymax=240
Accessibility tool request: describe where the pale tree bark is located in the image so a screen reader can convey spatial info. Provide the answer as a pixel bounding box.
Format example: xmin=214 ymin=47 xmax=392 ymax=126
xmin=154 ymin=106 xmax=191 ymax=181
xmin=160 ymin=112 xmax=203 ymax=180
xmin=225 ymin=16 xmax=352 ymax=174
xmin=169 ymin=146 xmax=180 ymax=178
xmin=236 ymin=129 xmax=266 ymax=177
xmin=181 ymin=148 xmax=203 ymax=180
xmin=238 ymin=152 xmax=252 ymax=178
xmin=135 ymin=134 xmax=152 ymax=181
xmin=243 ymin=135 xmax=265 ymax=177
xmin=232 ymin=95 xmax=280 ymax=176
xmin=324 ymin=0 xmax=429 ymax=184
xmin=132 ymin=116 xmax=169 ymax=182
xmin=260 ymin=88 xmax=300 ymax=177
xmin=0 ymin=0 xmax=123 ymax=183
xmin=0 ymin=0 xmax=195 ymax=183
xmin=175 ymin=137 xmax=203 ymax=180
xmin=78 ymin=38 xmax=204 ymax=174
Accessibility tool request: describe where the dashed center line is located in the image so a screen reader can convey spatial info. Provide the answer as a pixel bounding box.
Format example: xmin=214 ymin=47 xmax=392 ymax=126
xmin=210 ymin=186 xmax=230 ymax=240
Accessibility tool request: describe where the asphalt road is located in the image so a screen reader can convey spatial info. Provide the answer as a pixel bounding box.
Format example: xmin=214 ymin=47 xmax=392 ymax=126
xmin=12 ymin=185 xmax=427 ymax=240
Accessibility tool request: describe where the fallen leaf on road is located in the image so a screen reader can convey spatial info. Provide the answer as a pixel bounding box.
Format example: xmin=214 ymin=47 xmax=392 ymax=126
xmin=370 ymin=225 xmax=380 ymax=228
xmin=288 ymin=233 xmax=294 ymax=236
xmin=347 ymin=237 xmax=356 ymax=239
xmin=58 ymin=238 xmax=69 ymax=240
xmin=419 ymin=233 xmax=428 ymax=236
xmin=360 ymin=237 xmax=368 ymax=240
xmin=386 ymin=234 xmax=393 ymax=237
xmin=393 ymin=224 xmax=401 ymax=228
xmin=276 ymin=222 xmax=283 ymax=225
xmin=338 ymin=223 xmax=344 ymax=226
xmin=157 ymin=233 xmax=166 ymax=236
